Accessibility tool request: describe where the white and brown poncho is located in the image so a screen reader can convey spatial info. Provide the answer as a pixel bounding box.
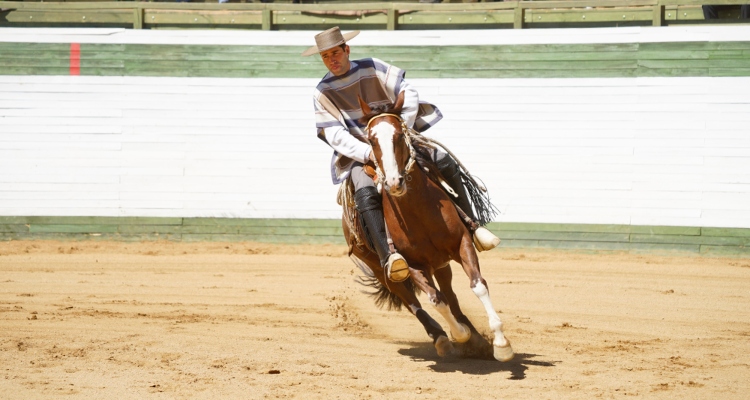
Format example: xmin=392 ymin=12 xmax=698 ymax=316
xmin=313 ymin=58 xmax=442 ymax=184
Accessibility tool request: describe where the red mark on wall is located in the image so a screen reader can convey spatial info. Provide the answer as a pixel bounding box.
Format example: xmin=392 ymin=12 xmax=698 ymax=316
xmin=70 ymin=43 xmax=81 ymax=75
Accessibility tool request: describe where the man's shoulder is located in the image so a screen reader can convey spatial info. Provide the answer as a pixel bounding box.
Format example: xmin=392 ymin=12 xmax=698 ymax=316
xmin=315 ymin=72 xmax=338 ymax=95
xmin=353 ymin=58 xmax=392 ymax=71
xmin=315 ymin=71 xmax=333 ymax=86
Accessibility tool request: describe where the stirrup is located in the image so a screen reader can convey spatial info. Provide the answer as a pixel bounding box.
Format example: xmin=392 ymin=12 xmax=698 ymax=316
xmin=473 ymin=226 xmax=501 ymax=252
xmin=385 ymin=253 xmax=410 ymax=282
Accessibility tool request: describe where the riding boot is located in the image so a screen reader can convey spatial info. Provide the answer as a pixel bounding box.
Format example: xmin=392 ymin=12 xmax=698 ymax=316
xmin=354 ymin=186 xmax=410 ymax=282
xmin=436 ymin=156 xmax=501 ymax=252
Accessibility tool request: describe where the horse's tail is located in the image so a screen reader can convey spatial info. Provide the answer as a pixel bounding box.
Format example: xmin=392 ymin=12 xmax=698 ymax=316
xmin=349 ymin=254 xmax=420 ymax=311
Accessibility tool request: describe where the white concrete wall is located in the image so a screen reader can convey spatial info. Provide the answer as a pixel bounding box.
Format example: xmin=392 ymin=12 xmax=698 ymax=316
xmin=1 ymin=27 xmax=750 ymax=227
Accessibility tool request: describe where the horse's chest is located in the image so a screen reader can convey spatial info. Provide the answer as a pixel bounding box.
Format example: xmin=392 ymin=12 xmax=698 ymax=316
xmin=384 ymin=196 xmax=462 ymax=263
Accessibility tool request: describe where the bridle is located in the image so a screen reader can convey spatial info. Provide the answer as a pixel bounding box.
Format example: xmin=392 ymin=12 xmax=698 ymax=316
xmin=364 ymin=113 xmax=417 ymax=186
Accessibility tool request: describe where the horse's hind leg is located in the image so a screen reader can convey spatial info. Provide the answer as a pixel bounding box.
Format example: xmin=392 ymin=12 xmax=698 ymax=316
xmin=381 ymin=278 xmax=455 ymax=357
xmin=351 ymin=250 xmax=453 ymax=356
xmin=414 ymin=307 xmax=454 ymax=357
xmin=409 ymin=268 xmax=471 ymax=344
xmin=383 ymin=279 xmax=454 ymax=356
xmin=457 ymin=240 xmax=514 ymax=362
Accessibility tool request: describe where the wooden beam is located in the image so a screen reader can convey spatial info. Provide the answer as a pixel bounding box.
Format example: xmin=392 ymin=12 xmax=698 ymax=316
xmin=652 ymin=4 xmax=664 ymax=26
xmin=514 ymin=2 xmax=525 ymax=29
xmin=387 ymin=8 xmax=398 ymax=31
xmin=521 ymin=0 xmax=657 ymax=8
xmin=133 ymin=4 xmax=142 ymax=30
xmin=1 ymin=0 xmax=748 ymax=30
xmin=262 ymin=8 xmax=272 ymax=30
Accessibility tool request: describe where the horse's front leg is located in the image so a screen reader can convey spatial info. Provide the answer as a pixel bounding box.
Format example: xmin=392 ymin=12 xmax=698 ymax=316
xmin=409 ymin=267 xmax=471 ymax=344
xmin=434 ymin=264 xmax=477 ymax=333
xmin=351 ymin=250 xmax=453 ymax=356
xmin=458 ymin=238 xmax=515 ymax=362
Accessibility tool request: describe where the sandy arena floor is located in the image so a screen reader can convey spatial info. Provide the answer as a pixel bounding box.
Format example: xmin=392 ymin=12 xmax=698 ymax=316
xmin=1 ymin=240 xmax=749 ymax=399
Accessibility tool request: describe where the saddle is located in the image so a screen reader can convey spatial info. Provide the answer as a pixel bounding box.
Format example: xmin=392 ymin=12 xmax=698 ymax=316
xmin=338 ymin=175 xmax=367 ymax=254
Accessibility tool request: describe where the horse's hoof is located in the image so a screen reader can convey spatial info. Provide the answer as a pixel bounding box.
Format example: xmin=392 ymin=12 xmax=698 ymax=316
xmin=451 ymin=323 xmax=472 ymax=344
xmin=435 ymin=335 xmax=455 ymax=357
xmin=493 ymin=342 xmax=514 ymax=362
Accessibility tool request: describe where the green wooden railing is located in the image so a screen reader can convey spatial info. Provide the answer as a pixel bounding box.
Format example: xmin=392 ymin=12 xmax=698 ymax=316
xmin=2 ymin=216 xmax=749 ymax=255
xmin=1 ymin=0 xmax=748 ymax=30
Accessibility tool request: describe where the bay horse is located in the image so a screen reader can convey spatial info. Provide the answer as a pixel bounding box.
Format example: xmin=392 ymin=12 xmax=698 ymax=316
xmin=341 ymin=92 xmax=514 ymax=362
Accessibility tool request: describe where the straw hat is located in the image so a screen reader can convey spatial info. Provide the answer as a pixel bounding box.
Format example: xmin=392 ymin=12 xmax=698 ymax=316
xmin=301 ymin=26 xmax=360 ymax=57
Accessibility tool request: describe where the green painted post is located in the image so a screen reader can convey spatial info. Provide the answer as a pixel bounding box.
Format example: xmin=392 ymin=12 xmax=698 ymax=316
xmin=387 ymin=8 xmax=398 ymax=31
xmin=262 ymin=9 xmax=272 ymax=30
xmin=133 ymin=4 xmax=143 ymax=29
xmin=652 ymin=4 xmax=664 ymax=26
xmin=513 ymin=3 xmax=525 ymax=29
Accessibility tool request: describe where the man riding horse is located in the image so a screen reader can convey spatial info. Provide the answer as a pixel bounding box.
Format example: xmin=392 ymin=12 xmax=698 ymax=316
xmin=303 ymin=27 xmax=500 ymax=282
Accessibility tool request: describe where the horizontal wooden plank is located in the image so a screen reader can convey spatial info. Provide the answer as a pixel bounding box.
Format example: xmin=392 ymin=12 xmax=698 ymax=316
xmin=2 ymin=10 xmax=134 ymax=24
xmin=2 ymin=217 xmax=750 ymax=255
xmin=179 ymin=225 xmax=240 ymax=234
xmin=182 ymin=218 xmax=341 ymax=227
xmin=629 ymin=233 xmax=750 ymax=246
xmin=0 ymin=232 xmax=182 ymax=242
xmin=534 ymin=239 xmax=633 ymax=251
xmin=499 ymin=231 xmax=631 ymax=242
xmin=701 ymin=227 xmax=750 ymax=237
xmin=237 ymin=226 xmax=343 ymax=236
xmin=627 ymin=242 xmax=701 ymax=253
xmin=398 ymin=10 xmax=514 ymax=25
xmin=497 ymin=239 xmax=541 ymax=248
xmin=700 ymin=245 xmax=750 ymax=256
xmin=10 ymin=216 xmax=185 ymax=226
xmin=0 ymin=216 xmax=33 ymax=224
xmin=117 ymin=224 xmax=184 ymax=234
xmin=29 ymin=224 xmax=120 ymax=233
xmin=0 ymin=224 xmax=30 ymax=233
xmin=629 ymin=225 xmax=701 ymax=235
xmin=489 ymin=222 xmax=632 ymax=233
xmin=180 ymin=233 xmax=346 ymax=244
xmin=146 ymin=11 xmax=263 ymax=26
xmin=2 ymin=40 xmax=749 ymax=79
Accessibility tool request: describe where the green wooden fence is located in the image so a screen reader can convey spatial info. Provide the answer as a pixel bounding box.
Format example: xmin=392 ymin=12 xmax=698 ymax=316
xmin=1 ymin=0 xmax=749 ymax=30
xmin=2 ymin=41 xmax=750 ymax=78
xmin=1 ymin=216 xmax=749 ymax=255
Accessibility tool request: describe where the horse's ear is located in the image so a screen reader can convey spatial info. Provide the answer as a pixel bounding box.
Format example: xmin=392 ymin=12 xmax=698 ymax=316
xmin=393 ymin=90 xmax=405 ymax=114
xmin=357 ymin=96 xmax=371 ymax=115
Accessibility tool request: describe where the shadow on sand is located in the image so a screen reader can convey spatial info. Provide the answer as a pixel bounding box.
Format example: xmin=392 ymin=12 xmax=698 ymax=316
xmin=398 ymin=341 xmax=558 ymax=380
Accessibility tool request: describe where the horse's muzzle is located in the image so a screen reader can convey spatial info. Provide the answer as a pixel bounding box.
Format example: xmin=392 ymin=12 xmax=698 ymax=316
xmin=385 ymin=175 xmax=407 ymax=197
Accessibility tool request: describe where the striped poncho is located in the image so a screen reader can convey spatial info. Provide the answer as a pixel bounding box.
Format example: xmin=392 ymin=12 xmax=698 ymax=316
xmin=313 ymin=58 xmax=442 ymax=184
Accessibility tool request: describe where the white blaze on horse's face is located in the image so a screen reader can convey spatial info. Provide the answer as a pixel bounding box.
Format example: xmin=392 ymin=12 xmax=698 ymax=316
xmin=371 ymin=120 xmax=405 ymax=196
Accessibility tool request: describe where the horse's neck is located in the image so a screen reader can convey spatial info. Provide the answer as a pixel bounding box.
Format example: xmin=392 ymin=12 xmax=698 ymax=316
xmin=383 ymin=162 xmax=458 ymax=238
xmin=403 ymin=165 xmax=444 ymax=202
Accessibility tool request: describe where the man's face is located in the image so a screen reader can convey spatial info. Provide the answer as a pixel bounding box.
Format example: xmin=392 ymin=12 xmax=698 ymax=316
xmin=320 ymin=45 xmax=351 ymax=76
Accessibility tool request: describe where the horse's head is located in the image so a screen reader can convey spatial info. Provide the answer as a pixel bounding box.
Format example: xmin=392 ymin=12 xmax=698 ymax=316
xmin=359 ymin=92 xmax=412 ymax=197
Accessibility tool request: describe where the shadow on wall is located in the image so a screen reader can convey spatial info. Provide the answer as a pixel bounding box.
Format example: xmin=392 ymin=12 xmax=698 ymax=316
xmin=702 ymin=4 xmax=750 ymax=19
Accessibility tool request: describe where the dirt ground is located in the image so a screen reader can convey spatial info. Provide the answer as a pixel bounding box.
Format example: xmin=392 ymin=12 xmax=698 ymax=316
xmin=1 ymin=240 xmax=749 ymax=399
